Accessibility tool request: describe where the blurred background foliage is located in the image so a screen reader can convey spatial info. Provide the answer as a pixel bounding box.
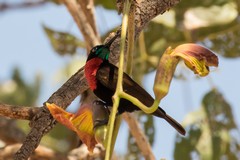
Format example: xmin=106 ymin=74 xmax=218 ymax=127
xmin=0 ymin=68 xmax=40 ymax=106
xmin=0 ymin=0 xmax=240 ymax=159
xmin=174 ymin=90 xmax=240 ymax=160
xmin=0 ymin=67 xmax=77 ymax=152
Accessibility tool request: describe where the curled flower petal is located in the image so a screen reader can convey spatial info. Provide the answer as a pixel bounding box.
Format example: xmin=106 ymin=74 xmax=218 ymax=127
xmin=46 ymin=103 xmax=97 ymax=152
xmin=171 ymin=43 xmax=219 ymax=76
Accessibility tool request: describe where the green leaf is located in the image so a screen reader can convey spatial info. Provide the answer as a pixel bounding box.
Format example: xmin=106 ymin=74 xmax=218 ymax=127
xmin=144 ymin=22 xmax=185 ymax=55
xmin=174 ymin=126 xmax=202 ymax=160
xmin=49 ymin=0 xmax=62 ymax=5
xmin=202 ymin=90 xmax=237 ymax=132
xmin=0 ymin=68 xmax=41 ymax=106
xmin=174 ymin=90 xmax=240 ymax=160
xmin=142 ymin=114 xmax=155 ymax=146
xmin=43 ymin=25 xmax=85 ymax=56
xmin=201 ymin=20 xmax=240 ymax=58
xmin=125 ymin=114 xmax=155 ymax=159
xmin=202 ymin=90 xmax=240 ymax=159
xmin=175 ymin=0 xmax=233 ymax=11
xmin=95 ymin=0 xmax=116 ymax=10
xmin=151 ymin=10 xmax=176 ymax=28
xmin=183 ymin=3 xmax=237 ymax=30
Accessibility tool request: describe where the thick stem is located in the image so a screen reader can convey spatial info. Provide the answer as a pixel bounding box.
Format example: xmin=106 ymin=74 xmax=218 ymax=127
xmin=120 ymin=92 xmax=160 ymax=114
xmin=105 ymin=1 xmax=131 ymax=159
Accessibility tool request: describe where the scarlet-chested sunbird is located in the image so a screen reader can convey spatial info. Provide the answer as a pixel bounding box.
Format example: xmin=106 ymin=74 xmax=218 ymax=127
xmin=84 ymin=34 xmax=186 ymax=135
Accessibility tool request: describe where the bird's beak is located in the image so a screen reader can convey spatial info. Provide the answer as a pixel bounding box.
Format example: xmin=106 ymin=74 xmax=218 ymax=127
xmin=104 ymin=31 xmax=120 ymax=48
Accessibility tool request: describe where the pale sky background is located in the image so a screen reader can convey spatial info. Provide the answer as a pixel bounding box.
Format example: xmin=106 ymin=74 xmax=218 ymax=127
xmin=0 ymin=2 xmax=239 ymax=159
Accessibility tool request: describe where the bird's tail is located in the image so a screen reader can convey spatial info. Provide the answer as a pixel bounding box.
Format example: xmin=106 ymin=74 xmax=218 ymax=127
xmin=164 ymin=114 xmax=186 ymax=135
xmin=154 ymin=108 xmax=186 ymax=135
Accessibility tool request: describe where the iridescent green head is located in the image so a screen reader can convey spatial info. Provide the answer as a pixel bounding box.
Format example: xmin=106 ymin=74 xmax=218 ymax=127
xmin=87 ymin=32 xmax=119 ymax=61
xmin=87 ymin=45 xmax=110 ymax=61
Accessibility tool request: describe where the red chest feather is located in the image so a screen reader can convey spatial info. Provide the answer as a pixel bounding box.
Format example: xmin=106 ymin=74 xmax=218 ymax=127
xmin=85 ymin=58 xmax=103 ymax=90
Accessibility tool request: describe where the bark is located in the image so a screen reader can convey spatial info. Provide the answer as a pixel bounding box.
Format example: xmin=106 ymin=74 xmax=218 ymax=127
xmin=0 ymin=103 xmax=39 ymax=120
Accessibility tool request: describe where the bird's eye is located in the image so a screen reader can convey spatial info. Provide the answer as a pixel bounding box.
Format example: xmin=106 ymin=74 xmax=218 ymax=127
xmin=91 ymin=46 xmax=98 ymax=53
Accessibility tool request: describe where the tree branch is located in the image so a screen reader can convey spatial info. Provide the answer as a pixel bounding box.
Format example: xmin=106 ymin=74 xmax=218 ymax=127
xmin=61 ymin=0 xmax=100 ymax=50
xmin=78 ymin=0 xmax=100 ymax=40
xmin=0 ymin=0 xmax=48 ymax=12
xmin=0 ymin=103 xmax=39 ymax=120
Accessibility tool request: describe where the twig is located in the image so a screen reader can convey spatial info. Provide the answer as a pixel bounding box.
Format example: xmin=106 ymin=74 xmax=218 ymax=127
xmin=78 ymin=0 xmax=100 ymax=39
xmin=0 ymin=103 xmax=40 ymax=120
xmin=122 ymin=113 xmax=155 ymax=160
xmin=0 ymin=0 xmax=48 ymax=12
xmin=61 ymin=0 xmax=100 ymax=50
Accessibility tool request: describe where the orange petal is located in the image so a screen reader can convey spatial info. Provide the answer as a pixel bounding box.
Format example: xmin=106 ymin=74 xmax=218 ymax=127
xmin=46 ymin=103 xmax=75 ymax=131
xmin=46 ymin=103 xmax=97 ymax=152
xmin=71 ymin=104 xmax=97 ymax=152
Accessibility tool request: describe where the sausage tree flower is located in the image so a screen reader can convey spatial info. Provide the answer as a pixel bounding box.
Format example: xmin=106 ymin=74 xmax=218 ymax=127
xmin=171 ymin=43 xmax=219 ymax=76
xmin=46 ymin=102 xmax=109 ymax=152
xmin=154 ymin=43 xmax=218 ymax=100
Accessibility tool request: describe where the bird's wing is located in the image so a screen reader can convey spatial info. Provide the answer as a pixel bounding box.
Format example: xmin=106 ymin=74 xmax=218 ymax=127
xmin=96 ymin=63 xmax=154 ymax=107
xmin=96 ymin=63 xmax=186 ymax=135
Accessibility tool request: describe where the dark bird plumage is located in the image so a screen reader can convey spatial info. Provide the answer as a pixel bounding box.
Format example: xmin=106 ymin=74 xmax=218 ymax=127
xmin=84 ymin=34 xmax=185 ymax=135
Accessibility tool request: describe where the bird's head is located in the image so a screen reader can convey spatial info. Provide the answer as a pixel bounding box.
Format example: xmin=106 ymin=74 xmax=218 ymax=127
xmin=87 ymin=32 xmax=119 ymax=61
